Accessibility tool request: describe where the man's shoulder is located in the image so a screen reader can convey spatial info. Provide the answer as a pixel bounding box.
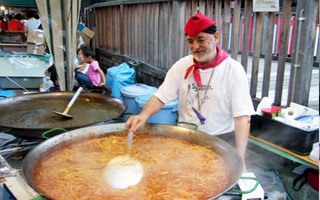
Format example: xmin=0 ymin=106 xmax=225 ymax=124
xmin=221 ymin=57 xmax=244 ymax=69
xmin=173 ymin=55 xmax=193 ymax=67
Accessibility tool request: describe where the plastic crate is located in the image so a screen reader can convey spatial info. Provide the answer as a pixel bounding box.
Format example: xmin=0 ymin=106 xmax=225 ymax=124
xmin=250 ymin=115 xmax=319 ymax=155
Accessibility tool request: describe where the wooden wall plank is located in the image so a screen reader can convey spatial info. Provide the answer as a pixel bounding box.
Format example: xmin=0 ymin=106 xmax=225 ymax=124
xmin=262 ymin=12 xmax=276 ymax=97
xmin=105 ymin=7 xmax=110 ymax=50
xmin=158 ymin=3 xmax=164 ymax=68
xmin=124 ymin=5 xmax=129 ymax=55
xmin=130 ymin=5 xmax=134 ymax=56
xmin=137 ymin=4 xmax=142 ymax=59
xmin=105 ymin=8 xmax=109 ymax=50
xmin=222 ymin=0 xmax=231 ymax=51
xmin=185 ymin=1 xmax=192 ymax=56
xmin=167 ymin=2 xmax=173 ymax=69
xmin=153 ymin=3 xmax=160 ymax=65
xmin=231 ymin=0 xmax=241 ymax=59
xmin=111 ymin=7 xmax=115 ymax=52
xmin=149 ymin=4 xmax=155 ymax=63
xmin=198 ymin=0 xmax=205 ymax=14
xmin=207 ymin=0 xmax=213 ymax=19
xmin=141 ymin=4 xmax=146 ymax=61
xmin=214 ymin=0 xmax=222 ymax=47
xmin=192 ymin=0 xmax=198 ymax=15
xmin=95 ymin=9 xmax=100 ymax=48
xmin=274 ymin=0 xmax=292 ymax=105
xmin=241 ymin=0 xmax=252 ymax=72
xmin=116 ymin=6 xmax=121 ymax=54
xmin=171 ymin=1 xmax=179 ymax=65
xmin=179 ymin=1 xmax=187 ymax=59
xmin=120 ymin=5 xmax=125 ymax=54
xmin=250 ymin=12 xmax=263 ymax=98
xmin=145 ymin=4 xmax=151 ymax=62
xmin=163 ymin=2 xmax=170 ymax=70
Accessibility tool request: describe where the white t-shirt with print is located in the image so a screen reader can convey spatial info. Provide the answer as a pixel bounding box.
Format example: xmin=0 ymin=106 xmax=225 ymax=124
xmin=154 ymin=55 xmax=255 ymax=136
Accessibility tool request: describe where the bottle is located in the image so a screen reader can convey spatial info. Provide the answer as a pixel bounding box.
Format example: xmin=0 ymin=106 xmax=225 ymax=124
xmin=39 ymin=84 xmax=45 ymax=92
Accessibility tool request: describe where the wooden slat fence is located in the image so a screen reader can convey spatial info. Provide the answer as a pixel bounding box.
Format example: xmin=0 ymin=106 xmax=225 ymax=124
xmin=84 ymin=0 xmax=319 ymax=108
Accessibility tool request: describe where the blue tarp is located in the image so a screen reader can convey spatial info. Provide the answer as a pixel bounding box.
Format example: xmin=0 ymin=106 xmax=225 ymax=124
xmin=0 ymin=90 xmax=15 ymax=100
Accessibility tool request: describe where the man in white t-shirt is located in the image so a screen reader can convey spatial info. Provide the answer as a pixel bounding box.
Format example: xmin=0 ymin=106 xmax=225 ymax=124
xmin=126 ymin=12 xmax=255 ymax=171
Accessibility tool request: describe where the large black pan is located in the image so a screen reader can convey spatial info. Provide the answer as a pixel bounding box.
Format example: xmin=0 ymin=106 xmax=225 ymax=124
xmin=22 ymin=123 xmax=243 ymax=199
xmin=0 ymin=92 xmax=126 ymax=138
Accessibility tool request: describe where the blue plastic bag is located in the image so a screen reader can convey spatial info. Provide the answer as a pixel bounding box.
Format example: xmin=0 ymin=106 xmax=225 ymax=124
xmin=106 ymin=62 xmax=135 ymax=99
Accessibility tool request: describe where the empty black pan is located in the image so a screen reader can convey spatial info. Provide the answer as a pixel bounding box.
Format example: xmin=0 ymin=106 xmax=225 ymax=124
xmin=0 ymin=92 xmax=126 ymax=138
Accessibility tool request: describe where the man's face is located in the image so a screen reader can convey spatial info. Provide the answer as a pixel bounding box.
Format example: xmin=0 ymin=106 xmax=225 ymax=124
xmin=187 ymin=32 xmax=219 ymax=65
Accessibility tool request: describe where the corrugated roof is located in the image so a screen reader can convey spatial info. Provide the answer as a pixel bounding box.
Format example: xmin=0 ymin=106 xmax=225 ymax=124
xmin=0 ymin=0 xmax=36 ymax=8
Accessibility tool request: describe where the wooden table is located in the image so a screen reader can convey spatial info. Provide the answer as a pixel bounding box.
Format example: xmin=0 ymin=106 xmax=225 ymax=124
xmin=249 ymin=135 xmax=318 ymax=169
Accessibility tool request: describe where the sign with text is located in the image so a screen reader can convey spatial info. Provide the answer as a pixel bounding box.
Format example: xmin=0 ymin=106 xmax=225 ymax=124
xmin=253 ymin=0 xmax=279 ymax=12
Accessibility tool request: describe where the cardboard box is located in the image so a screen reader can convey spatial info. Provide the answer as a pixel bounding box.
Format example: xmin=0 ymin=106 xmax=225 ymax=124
xmin=27 ymin=43 xmax=45 ymax=54
xmin=78 ymin=24 xmax=95 ymax=38
xmin=27 ymin=30 xmax=46 ymax=44
xmin=80 ymin=31 xmax=91 ymax=46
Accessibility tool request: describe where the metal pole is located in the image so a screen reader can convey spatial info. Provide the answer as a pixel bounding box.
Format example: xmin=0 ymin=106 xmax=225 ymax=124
xmin=291 ymin=9 xmax=305 ymax=102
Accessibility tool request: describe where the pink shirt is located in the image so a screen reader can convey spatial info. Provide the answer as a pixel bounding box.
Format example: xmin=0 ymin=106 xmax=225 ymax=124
xmin=87 ymin=61 xmax=101 ymax=87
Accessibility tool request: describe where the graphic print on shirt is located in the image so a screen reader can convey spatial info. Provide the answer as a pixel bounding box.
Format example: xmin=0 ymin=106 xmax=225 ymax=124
xmin=186 ymin=82 xmax=214 ymax=113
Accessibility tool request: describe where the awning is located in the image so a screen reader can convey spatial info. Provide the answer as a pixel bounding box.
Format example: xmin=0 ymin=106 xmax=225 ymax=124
xmin=0 ymin=0 xmax=36 ymax=8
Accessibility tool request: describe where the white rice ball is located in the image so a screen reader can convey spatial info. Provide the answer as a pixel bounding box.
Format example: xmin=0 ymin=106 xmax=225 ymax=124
xmin=103 ymin=155 xmax=144 ymax=189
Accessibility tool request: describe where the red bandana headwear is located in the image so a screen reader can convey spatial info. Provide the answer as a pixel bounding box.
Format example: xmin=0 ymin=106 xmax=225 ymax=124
xmin=185 ymin=12 xmax=216 ymax=37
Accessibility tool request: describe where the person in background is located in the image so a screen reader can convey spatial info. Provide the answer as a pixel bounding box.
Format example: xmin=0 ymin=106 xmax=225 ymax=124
xmin=24 ymin=10 xmax=41 ymax=31
xmin=8 ymin=15 xmax=13 ymax=22
xmin=73 ymin=46 xmax=89 ymax=89
xmin=0 ymin=16 xmax=8 ymax=31
xmin=44 ymin=65 xmax=60 ymax=91
xmin=34 ymin=13 xmax=42 ymax=30
xmin=75 ymin=47 xmax=106 ymax=90
xmin=126 ymin=12 xmax=255 ymax=171
xmin=8 ymin=13 xmax=24 ymax=31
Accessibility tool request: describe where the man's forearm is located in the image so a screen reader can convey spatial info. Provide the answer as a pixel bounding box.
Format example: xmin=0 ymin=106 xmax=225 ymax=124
xmin=234 ymin=115 xmax=250 ymax=170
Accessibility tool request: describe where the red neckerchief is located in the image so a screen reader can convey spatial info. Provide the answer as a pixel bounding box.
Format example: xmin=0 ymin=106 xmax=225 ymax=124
xmin=184 ymin=46 xmax=229 ymax=87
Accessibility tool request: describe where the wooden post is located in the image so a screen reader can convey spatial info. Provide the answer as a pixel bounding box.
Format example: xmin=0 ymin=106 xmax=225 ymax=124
xmin=262 ymin=12 xmax=276 ymax=97
xmin=274 ymin=0 xmax=292 ymax=106
xmin=231 ymin=0 xmax=241 ymax=59
xmin=250 ymin=12 xmax=263 ymax=98
xmin=291 ymin=0 xmax=319 ymax=106
xmin=222 ymin=0 xmax=231 ymax=51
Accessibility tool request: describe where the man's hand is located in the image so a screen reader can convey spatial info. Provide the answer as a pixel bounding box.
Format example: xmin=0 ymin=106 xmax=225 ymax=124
xmin=126 ymin=96 xmax=165 ymax=133
xmin=126 ymin=114 xmax=149 ymax=133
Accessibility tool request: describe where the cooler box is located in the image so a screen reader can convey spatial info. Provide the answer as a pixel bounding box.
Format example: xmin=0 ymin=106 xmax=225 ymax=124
xmin=250 ymin=115 xmax=319 ymax=155
xmin=135 ymin=94 xmax=178 ymax=125
xmin=120 ymin=84 xmax=157 ymax=121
